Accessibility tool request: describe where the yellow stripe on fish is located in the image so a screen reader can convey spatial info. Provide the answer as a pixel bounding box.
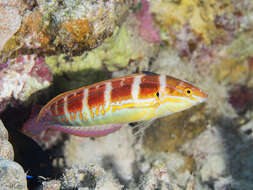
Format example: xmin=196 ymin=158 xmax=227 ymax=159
xmin=24 ymin=72 xmax=207 ymax=138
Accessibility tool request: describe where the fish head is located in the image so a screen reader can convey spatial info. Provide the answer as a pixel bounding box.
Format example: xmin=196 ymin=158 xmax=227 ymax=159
xmin=155 ymin=75 xmax=208 ymax=116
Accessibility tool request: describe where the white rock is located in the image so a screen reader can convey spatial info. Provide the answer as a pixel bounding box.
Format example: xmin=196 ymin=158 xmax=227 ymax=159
xmin=0 ymin=120 xmax=8 ymax=140
xmin=64 ymin=126 xmax=135 ymax=180
xmin=200 ymin=155 xmax=227 ymax=182
xmin=0 ymin=0 xmax=23 ymax=50
xmin=0 ymin=158 xmax=27 ymax=190
xmin=0 ymin=139 xmax=14 ymax=160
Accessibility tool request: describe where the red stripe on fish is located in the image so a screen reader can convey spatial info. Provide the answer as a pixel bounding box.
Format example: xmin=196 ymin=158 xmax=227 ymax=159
xmin=67 ymin=90 xmax=84 ymax=113
xmin=139 ymin=75 xmax=160 ymax=98
xmin=36 ymin=74 xmax=141 ymax=121
xmin=111 ymin=77 xmax=134 ymax=102
xmin=87 ymin=84 xmax=106 ymax=109
xmin=50 ymin=103 xmax=57 ymax=116
xmin=29 ymin=72 xmax=208 ymax=146
xmin=56 ymin=98 xmax=65 ymax=116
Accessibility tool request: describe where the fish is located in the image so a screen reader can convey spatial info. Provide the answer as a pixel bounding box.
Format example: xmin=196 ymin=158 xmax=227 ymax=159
xmin=23 ymin=72 xmax=207 ymax=140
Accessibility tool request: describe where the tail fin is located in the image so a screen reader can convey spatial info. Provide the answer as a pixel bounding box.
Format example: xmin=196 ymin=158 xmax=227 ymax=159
xmin=22 ymin=106 xmax=46 ymax=136
xmin=22 ymin=106 xmax=51 ymax=147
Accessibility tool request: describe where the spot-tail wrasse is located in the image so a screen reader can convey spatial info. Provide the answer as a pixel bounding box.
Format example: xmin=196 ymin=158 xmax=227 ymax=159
xmin=23 ymin=72 xmax=208 ymax=139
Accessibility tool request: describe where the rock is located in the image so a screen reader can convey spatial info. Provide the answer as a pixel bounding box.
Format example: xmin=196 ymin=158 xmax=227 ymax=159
xmin=183 ymin=123 xmax=253 ymax=189
xmin=0 ymin=120 xmax=8 ymax=140
xmin=144 ymin=105 xmax=207 ymax=152
xmin=62 ymin=165 xmax=122 ymax=190
xmin=0 ymin=158 xmax=27 ymax=190
xmin=0 ymin=120 xmax=14 ymax=160
xmin=64 ymin=126 xmax=135 ymax=181
xmin=2 ymin=0 xmax=132 ymax=54
xmin=0 ymin=0 xmax=25 ymax=51
xmin=42 ymin=180 xmax=61 ymax=190
xmin=0 ymin=139 xmax=14 ymax=160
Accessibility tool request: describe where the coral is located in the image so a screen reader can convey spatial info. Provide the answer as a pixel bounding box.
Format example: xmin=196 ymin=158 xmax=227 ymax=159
xmin=1 ymin=0 xmax=253 ymax=189
xmin=0 ymin=54 xmax=52 ymax=113
xmin=18 ymin=9 xmax=51 ymax=49
xmin=138 ymin=159 xmax=171 ymax=190
xmin=229 ymin=86 xmax=253 ymax=114
xmin=46 ymin=24 xmax=149 ymax=75
xmin=138 ymin=153 xmax=195 ymax=190
xmin=144 ymin=105 xmax=207 ymax=152
xmin=0 ymin=0 xmax=25 ymax=51
xmin=61 ymin=19 xmax=90 ymax=43
xmin=134 ymin=0 xmax=161 ymax=43
xmin=45 ymin=20 xmax=158 ymax=93
xmin=214 ymin=57 xmax=250 ymax=85
xmin=182 ymin=122 xmax=253 ymax=189
xmin=42 ymin=180 xmax=61 ymax=190
xmin=150 ymin=0 xmax=234 ymax=44
xmin=1 ymin=0 xmax=131 ymax=56
xmin=212 ymin=32 xmax=253 ymax=85
xmin=148 ymin=29 xmax=253 ymax=118
xmin=64 ymin=126 xmax=136 ymax=181
xmin=62 ymin=165 xmax=122 ymax=190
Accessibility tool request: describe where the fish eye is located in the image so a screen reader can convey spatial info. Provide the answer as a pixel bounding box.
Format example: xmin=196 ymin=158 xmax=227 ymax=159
xmin=156 ymin=92 xmax=160 ymax=98
xmin=184 ymin=88 xmax=192 ymax=96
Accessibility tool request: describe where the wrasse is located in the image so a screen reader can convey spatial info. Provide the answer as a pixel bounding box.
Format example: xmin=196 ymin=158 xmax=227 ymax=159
xmin=23 ymin=72 xmax=207 ymax=139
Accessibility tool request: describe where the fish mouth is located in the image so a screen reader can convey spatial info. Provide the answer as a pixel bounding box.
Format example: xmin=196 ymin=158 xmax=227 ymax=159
xmin=192 ymin=94 xmax=208 ymax=103
xmin=200 ymin=90 xmax=208 ymax=98
xmin=199 ymin=97 xmax=208 ymax=103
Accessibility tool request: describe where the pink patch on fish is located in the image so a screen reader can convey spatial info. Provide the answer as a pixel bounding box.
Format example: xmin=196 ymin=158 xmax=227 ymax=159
xmin=49 ymin=124 xmax=122 ymax=137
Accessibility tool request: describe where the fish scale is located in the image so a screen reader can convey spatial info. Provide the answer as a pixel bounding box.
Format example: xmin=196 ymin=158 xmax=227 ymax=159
xmin=25 ymin=72 xmax=207 ymax=138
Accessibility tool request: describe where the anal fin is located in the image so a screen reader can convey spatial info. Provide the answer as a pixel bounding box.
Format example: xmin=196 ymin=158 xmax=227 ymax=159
xmin=49 ymin=124 xmax=123 ymax=137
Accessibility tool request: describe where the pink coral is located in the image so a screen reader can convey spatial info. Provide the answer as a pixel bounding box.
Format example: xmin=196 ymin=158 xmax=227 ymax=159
xmin=29 ymin=56 xmax=52 ymax=82
xmin=229 ymin=85 xmax=253 ymax=114
xmin=135 ymin=0 xmax=161 ymax=43
xmin=0 ymin=55 xmax=52 ymax=113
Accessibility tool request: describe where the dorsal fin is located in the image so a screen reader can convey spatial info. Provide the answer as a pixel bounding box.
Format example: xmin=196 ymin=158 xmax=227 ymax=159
xmin=142 ymin=71 xmax=159 ymax=76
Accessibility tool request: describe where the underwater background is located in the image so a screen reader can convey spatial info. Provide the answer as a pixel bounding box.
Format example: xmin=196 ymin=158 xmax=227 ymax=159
xmin=1 ymin=0 xmax=253 ymax=189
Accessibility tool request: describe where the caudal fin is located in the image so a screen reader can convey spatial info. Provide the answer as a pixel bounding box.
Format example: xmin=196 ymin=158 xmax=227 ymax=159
xmin=21 ymin=106 xmax=61 ymax=148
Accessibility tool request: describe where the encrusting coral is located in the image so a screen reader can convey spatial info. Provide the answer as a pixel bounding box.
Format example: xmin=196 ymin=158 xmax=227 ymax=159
xmin=0 ymin=0 xmax=25 ymax=51
xmin=0 ymin=54 xmax=52 ymax=113
xmin=1 ymin=0 xmax=132 ymax=59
